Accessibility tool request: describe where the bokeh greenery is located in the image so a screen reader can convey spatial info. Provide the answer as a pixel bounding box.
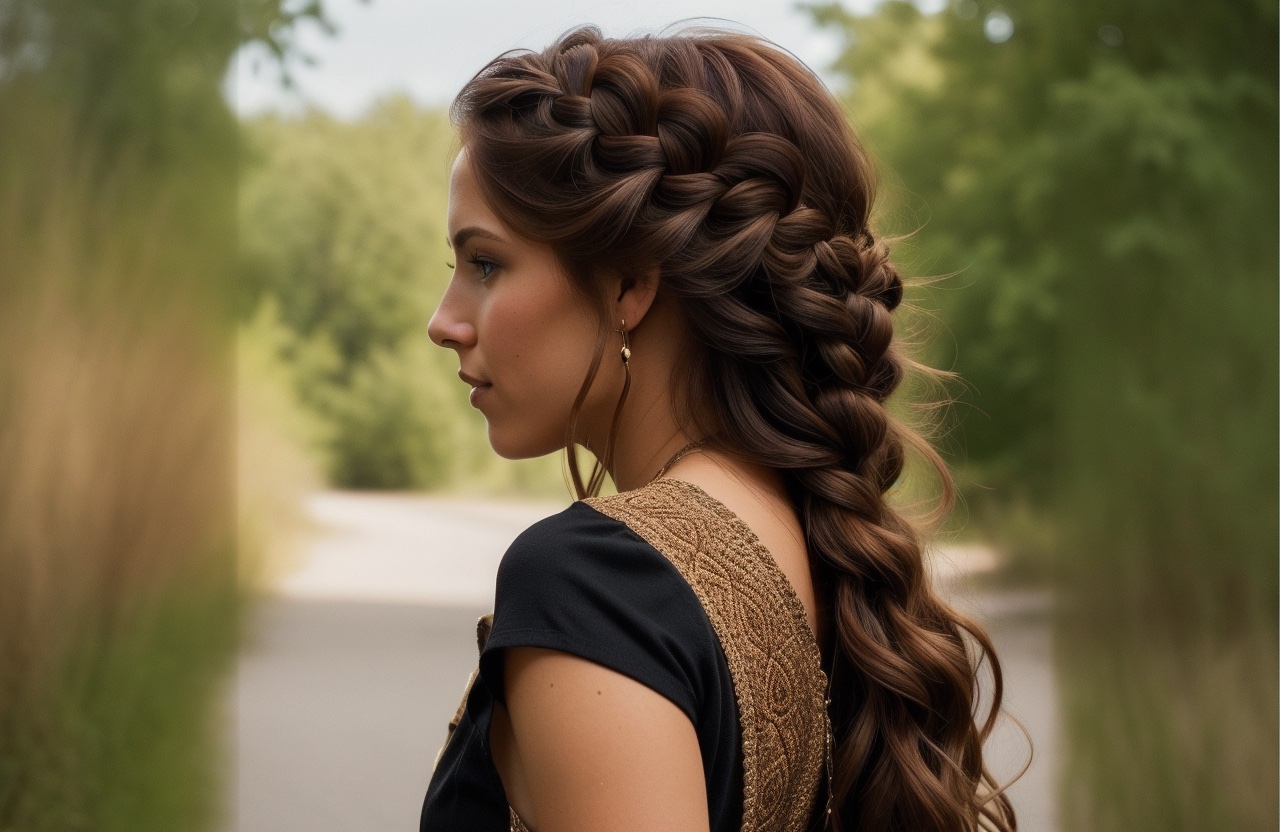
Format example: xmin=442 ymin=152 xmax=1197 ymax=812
xmin=237 ymin=99 xmax=564 ymax=495
xmin=803 ymin=1 xmax=1277 ymax=829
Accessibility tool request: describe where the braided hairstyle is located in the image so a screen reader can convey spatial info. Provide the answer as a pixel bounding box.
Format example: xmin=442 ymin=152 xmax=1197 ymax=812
xmin=452 ymin=25 xmax=1017 ymax=832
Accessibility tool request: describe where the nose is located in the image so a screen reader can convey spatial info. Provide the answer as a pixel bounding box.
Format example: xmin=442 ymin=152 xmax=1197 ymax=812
xmin=427 ymin=280 xmax=477 ymax=351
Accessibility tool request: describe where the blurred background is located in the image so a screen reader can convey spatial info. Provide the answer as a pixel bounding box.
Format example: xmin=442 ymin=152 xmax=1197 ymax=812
xmin=1 ymin=1 xmax=1274 ymax=831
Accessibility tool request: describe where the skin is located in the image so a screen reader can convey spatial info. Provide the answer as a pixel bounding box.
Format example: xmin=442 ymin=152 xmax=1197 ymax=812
xmin=428 ymin=149 xmax=825 ymax=831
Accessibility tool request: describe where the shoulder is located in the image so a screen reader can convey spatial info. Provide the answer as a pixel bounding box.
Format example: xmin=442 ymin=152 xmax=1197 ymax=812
xmin=494 ymin=500 xmax=684 ymax=611
xmin=497 ymin=500 xmax=654 ymax=580
xmin=494 ymin=499 xmax=702 ymax=630
xmin=485 ymin=500 xmax=720 ymax=721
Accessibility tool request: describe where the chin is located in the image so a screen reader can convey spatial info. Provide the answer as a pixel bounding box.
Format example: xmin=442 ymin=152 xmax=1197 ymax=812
xmin=486 ymin=423 xmax=565 ymax=461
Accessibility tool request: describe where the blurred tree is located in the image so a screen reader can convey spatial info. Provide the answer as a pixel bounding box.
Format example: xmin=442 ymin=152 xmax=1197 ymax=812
xmin=239 ymin=99 xmax=458 ymax=488
xmin=239 ymin=98 xmax=566 ymax=493
xmin=809 ymin=1 xmax=1277 ymax=829
xmin=809 ymin=0 xmax=1276 ymax=553
xmin=239 ymin=99 xmax=448 ymax=365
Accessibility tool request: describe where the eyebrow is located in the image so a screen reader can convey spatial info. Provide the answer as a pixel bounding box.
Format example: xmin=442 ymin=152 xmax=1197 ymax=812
xmin=447 ymin=226 xmax=507 ymax=249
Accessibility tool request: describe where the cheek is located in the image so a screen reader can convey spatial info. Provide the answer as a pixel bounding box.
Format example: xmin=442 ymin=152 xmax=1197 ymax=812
xmin=480 ymin=280 xmax=603 ymax=447
xmin=487 ymin=295 xmax=591 ymax=379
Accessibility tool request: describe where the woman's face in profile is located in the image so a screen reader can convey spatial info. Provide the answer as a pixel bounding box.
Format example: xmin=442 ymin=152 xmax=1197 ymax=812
xmin=428 ymin=149 xmax=613 ymax=459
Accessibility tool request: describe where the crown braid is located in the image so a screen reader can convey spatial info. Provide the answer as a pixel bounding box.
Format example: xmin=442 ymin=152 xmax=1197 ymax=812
xmin=453 ymin=25 xmax=1016 ymax=832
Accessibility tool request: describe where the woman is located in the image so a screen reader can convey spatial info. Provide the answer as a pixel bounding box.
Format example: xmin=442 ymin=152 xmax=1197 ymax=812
xmin=422 ymin=24 xmax=1016 ymax=832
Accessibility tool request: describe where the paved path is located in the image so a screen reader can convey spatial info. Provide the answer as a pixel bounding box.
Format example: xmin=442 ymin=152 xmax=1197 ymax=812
xmin=231 ymin=491 xmax=1056 ymax=831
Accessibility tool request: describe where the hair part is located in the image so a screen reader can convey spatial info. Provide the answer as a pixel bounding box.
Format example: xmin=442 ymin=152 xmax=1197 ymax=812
xmin=452 ymin=24 xmax=1018 ymax=832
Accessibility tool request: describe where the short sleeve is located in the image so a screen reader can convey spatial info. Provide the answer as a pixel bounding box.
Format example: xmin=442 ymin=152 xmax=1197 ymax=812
xmin=477 ymin=501 xmax=718 ymax=724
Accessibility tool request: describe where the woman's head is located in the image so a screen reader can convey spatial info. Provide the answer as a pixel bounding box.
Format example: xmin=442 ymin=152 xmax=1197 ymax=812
xmin=431 ymin=146 xmax=679 ymax=469
xmin=430 ymin=149 xmax=626 ymax=460
xmin=435 ymin=24 xmax=1016 ymax=832
xmin=441 ymin=25 xmax=903 ymax=484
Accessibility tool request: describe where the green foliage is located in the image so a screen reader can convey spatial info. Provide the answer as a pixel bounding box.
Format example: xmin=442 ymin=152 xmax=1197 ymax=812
xmin=239 ymin=99 xmax=452 ymax=489
xmin=0 ymin=112 xmax=241 ymax=832
xmin=1057 ymin=618 xmax=1277 ymax=832
xmin=323 ymin=338 xmax=449 ymax=489
xmin=238 ymin=98 xmax=569 ymax=495
xmin=809 ymin=0 xmax=1277 ymax=558
xmin=239 ymin=99 xmax=451 ymax=360
xmin=810 ymin=1 xmax=1277 ymax=829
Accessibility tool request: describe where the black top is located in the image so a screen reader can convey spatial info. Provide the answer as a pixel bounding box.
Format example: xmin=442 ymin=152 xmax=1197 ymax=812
xmin=420 ymin=500 xmax=743 ymax=831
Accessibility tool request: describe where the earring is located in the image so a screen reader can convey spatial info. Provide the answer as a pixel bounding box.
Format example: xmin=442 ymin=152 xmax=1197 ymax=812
xmin=599 ymin=318 xmax=633 ymax=496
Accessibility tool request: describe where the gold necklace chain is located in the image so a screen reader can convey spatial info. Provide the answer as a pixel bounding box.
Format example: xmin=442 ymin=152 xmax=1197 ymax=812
xmin=649 ymin=436 xmax=713 ymax=484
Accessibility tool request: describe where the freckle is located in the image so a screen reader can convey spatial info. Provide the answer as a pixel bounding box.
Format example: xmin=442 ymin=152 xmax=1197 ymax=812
xmin=597 ymin=690 xmax=602 ymax=695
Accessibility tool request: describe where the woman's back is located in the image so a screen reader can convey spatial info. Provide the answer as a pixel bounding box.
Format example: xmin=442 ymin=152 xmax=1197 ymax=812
xmin=423 ymin=474 xmax=828 ymax=831
xmin=666 ymin=454 xmax=828 ymax=652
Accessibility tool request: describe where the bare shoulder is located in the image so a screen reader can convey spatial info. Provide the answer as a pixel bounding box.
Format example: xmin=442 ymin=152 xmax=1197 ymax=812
xmin=490 ymin=646 xmax=710 ymax=832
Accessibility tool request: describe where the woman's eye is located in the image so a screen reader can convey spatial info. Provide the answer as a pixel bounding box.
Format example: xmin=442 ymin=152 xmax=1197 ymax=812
xmin=469 ymin=257 xmax=498 ymax=281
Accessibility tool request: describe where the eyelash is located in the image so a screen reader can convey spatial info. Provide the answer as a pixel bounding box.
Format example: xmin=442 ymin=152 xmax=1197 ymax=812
xmin=445 ymin=256 xmax=498 ymax=281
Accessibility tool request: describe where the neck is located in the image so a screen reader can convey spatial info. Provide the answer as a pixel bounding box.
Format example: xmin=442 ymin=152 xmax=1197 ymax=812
xmin=582 ymin=297 xmax=719 ymax=492
xmin=606 ymin=406 xmax=699 ymax=493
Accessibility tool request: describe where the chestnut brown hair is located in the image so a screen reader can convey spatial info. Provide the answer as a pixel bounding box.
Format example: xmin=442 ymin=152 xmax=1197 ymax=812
xmin=452 ymin=24 xmax=1017 ymax=832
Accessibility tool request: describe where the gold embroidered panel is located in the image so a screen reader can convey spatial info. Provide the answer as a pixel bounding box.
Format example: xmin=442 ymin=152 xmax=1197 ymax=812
xmin=581 ymin=478 xmax=830 ymax=832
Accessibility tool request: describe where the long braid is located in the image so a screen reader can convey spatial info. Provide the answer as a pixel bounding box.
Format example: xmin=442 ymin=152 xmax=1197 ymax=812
xmin=454 ymin=25 xmax=1017 ymax=832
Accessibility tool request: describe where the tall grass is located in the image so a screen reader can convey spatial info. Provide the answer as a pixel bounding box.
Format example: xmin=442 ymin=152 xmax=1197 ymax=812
xmin=0 ymin=104 xmax=240 ymax=831
xmin=1058 ymin=623 xmax=1277 ymax=831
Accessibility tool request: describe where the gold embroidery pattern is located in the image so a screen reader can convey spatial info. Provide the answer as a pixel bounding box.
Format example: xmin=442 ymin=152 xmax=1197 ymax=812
xmin=583 ymin=478 xmax=830 ymax=832
xmin=433 ymin=613 xmax=494 ymax=773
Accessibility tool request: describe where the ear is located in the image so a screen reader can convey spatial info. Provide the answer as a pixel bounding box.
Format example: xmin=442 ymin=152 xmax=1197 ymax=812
xmin=611 ymin=264 xmax=661 ymax=331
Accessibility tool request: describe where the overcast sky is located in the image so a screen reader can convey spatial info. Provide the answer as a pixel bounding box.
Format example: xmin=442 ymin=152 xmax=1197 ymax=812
xmin=227 ymin=0 xmax=941 ymax=119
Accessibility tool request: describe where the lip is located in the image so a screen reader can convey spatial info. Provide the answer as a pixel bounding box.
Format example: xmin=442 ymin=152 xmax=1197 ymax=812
xmin=458 ymin=369 xmax=492 ymax=408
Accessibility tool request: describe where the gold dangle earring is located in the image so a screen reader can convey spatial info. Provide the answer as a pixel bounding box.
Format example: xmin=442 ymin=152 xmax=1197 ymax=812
xmin=599 ymin=319 xmax=632 ymax=494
